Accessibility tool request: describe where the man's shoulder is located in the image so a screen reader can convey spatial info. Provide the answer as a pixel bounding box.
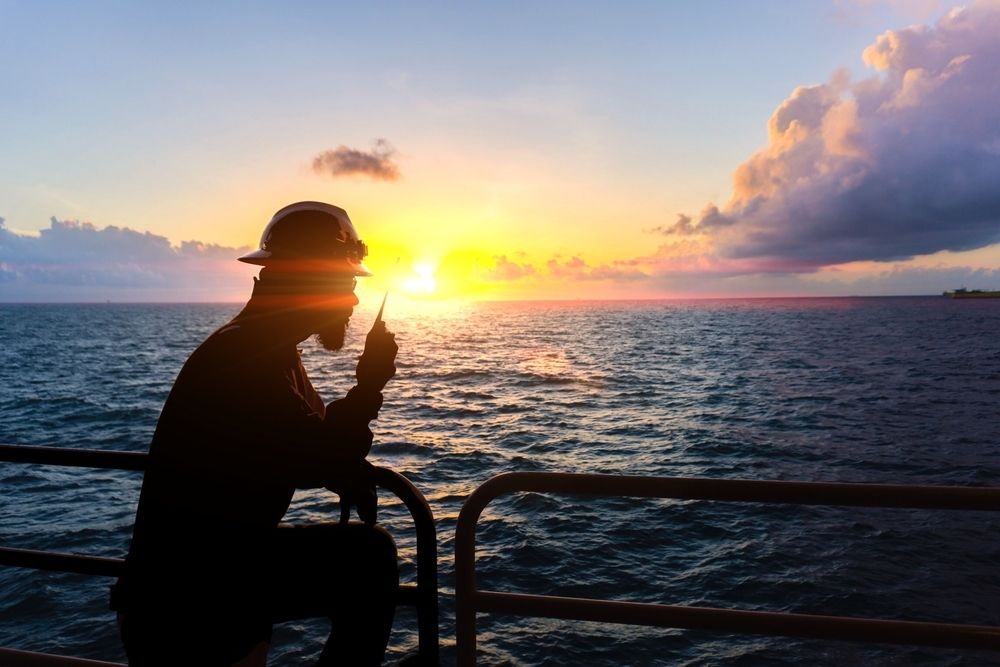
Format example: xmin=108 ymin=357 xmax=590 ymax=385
xmin=177 ymin=321 xmax=255 ymax=376
xmin=183 ymin=319 xmax=296 ymax=377
xmin=214 ymin=322 xmax=243 ymax=337
xmin=195 ymin=319 xmax=260 ymax=353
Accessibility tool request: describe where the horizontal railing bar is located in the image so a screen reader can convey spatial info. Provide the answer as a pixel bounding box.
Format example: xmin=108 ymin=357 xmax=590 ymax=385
xmin=0 ymin=546 xmax=423 ymax=608
xmin=466 ymin=472 xmax=1000 ymax=514
xmin=455 ymin=472 xmax=1000 ymax=664
xmin=0 ymin=444 xmax=147 ymax=471
xmin=0 ymin=647 xmax=125 ymax=667
xmin=0 ymin=547 xmax=123 ymax=577
xmin=475 ymin=590 xmax=1000 ymax=652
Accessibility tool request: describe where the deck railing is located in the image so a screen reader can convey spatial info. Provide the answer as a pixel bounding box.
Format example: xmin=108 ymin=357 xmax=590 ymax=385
xmin=0 ymin=443 xmax=439 ymax=666
xmin=455 ymin=472 xmax=1000 ymax=666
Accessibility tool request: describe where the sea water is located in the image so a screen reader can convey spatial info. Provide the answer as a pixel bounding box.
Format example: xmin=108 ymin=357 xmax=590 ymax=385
xmin=1 ymin=298 xmax=999 ymax=666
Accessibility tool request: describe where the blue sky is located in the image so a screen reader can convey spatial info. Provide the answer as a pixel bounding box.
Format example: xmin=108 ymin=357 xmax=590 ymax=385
xmin=3 ymin=1 xmax=998 ymax=301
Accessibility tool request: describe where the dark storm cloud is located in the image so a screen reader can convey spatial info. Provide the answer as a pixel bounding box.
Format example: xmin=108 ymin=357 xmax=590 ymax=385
xmin=311 ymin=139 xmax=401 ymax=181
xmin=0 ymin=217 xmax=254 ymax=301
xmin=670 ymin=3 xmax=1000 ymax=272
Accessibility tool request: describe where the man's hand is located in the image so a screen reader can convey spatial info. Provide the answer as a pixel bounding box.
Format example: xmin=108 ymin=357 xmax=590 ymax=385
xmin=321 ymin=411 xmax=375 ymax=461
xmin=356 ymin=322 xmax=397 ymax=393
xmin=326 ymin=460 xmax=379 ymax=527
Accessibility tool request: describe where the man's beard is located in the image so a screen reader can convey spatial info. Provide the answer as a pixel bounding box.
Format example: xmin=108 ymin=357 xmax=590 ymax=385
xmin=315 ymin=316 xmax=350 ymax=351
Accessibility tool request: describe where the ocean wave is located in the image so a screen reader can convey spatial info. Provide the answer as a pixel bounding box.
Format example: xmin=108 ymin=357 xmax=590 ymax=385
xmin=4 ymin=300 xmax=1000 ymax=665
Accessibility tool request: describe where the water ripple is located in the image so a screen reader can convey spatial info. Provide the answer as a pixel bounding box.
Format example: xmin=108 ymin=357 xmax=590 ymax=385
xmin=2 ymin=299 xmax=1000 ymax=665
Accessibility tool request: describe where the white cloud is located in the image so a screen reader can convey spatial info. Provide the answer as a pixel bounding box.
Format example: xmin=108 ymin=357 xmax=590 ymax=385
xmin=0 ymin=217 xmax=255 ymax=301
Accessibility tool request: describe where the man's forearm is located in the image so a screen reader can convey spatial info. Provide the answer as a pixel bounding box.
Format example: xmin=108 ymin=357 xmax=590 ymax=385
xmin=326 ymin=386 xmax=383 ymax=427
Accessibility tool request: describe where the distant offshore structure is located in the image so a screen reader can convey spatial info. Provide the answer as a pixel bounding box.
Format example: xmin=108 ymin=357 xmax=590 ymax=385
xmin=943 ymin=288 xmax=1000 ymax=298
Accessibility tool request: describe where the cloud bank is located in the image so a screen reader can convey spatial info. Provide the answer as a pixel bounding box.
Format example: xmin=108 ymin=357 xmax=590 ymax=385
xmin=0 ymin=217 xmax=255 ymax=301
xmin=484 ymin=255 xmax=536 ymax=281
xmin=480 ymin=246 xmax=1000 ymax=297
xmin=312 ymin=139 xmax=401 ymax=181
xmin=665 ymin=2 xmax=1000 ymax=272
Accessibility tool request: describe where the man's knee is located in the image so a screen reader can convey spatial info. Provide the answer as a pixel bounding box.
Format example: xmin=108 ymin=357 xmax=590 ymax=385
xmin=359 ymin=524 xmax=399 ymax=589
xmin=275 ymin=522 xmax=397 ymax=579
xmin=331 ymin=522 xmax=396 ymax=562
xmin=365 ymin=524 xmax=397 ymax=559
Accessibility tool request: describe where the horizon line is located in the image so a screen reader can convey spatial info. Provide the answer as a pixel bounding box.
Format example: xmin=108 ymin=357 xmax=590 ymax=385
xmin=0 ymin=294 xmax=950 ymax=306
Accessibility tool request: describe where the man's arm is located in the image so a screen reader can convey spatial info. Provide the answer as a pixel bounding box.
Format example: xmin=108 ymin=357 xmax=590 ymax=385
xmin=261 ymin=322 xmax=397 ymax=486
xmin=322 ymin=321 xmax=398 ymax=524
xmin=324 ymin=318 xmax=397 ymax=446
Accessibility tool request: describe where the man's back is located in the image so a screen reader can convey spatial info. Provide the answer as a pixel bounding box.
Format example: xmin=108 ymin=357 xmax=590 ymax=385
xmin=122 ymin=320 xmax=310 ymax=589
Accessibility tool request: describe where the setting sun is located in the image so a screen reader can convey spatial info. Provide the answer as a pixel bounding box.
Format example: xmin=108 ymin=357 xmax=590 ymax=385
xmin=401 ymin=262 xmax=438 ymax=296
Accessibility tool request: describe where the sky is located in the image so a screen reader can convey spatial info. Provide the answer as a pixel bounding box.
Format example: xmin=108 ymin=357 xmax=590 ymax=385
xmin=2 ymin=0 xmax=1000 ymax=302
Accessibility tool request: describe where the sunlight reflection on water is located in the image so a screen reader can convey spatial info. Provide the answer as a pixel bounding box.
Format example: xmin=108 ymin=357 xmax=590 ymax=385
xmin=2 ymin=298 xmax=1000 ymax=665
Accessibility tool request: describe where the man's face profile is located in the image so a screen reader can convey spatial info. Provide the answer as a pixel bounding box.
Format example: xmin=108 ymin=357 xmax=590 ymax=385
xmin=316 ymin=309 xmax=351 ymax=351
xmin=257 ymin=268 xmax=358 ymax=351
xmin=307 ymin=276 xmax=358 ymax=352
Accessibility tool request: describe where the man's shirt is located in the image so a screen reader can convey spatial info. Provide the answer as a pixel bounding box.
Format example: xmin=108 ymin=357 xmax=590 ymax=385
xmin=115 ymin=318 xmax=352 ymax=611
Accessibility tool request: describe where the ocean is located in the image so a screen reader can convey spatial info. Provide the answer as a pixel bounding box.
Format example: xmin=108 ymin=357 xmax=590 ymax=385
xmin=1 ymin=297 xmax=999 ymax=666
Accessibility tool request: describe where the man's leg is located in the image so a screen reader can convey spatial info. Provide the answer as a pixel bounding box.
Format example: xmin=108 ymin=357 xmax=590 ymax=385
xmin=269 ymin=522 xmax=399 ymax=666
xmin=117 ymin=575 xmax=272 ymax=667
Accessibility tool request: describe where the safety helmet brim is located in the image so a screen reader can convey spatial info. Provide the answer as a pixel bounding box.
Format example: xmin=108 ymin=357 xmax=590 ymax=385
xmin=237 ymin=201 xmax=374 ymax=277
xmin=237 ymin=248 xmax=373 ymax=276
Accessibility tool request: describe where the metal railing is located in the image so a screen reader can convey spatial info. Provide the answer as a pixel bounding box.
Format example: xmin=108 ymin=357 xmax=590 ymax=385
xmin=454 ymin=472 xmax=1000 ymax=665
xmin=0 ymin=443 xmax=439 ymax=666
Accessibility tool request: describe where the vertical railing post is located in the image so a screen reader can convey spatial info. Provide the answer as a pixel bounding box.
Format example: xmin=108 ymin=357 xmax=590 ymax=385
xmin=372 ymin=466 xmax=441 ymax=665
xmin=454 ymin=475 xmax=510 ymax=666
xmin=454 ymin=503 xmax=478 ymax=667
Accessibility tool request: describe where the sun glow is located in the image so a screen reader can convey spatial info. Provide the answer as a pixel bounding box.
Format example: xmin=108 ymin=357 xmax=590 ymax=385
xmin=402 ymin=262 xmax=438 ymax=296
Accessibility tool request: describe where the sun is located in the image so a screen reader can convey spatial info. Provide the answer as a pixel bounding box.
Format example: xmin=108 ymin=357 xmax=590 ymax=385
xmin=402 ymin=262 xmax=438 ymax=296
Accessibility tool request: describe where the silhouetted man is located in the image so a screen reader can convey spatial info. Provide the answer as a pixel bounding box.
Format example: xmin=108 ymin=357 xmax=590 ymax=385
xmin=111 ymin=202 xmax=399 ymax=666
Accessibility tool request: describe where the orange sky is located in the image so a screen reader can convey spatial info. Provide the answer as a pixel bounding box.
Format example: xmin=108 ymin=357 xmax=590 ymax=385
xmin=4 ymin=2 xmax=1000 ymax=302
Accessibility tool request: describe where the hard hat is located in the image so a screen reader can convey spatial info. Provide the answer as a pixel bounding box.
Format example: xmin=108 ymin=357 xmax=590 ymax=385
xmin=238 ymin=201 xmax=372 ymax=276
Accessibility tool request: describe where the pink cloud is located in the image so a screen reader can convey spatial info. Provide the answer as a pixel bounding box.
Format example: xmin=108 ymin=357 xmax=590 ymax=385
xmin=484 ymin=255 xmax=536 ymax=281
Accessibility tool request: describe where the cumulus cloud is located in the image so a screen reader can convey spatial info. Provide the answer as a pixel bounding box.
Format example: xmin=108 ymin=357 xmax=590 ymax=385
xmin=547 ymin=255 xmax=647 ymax=281
xmin=670 ymin=2 xmax=1000 ymax=272
xmin=483 ymin=255 xmax=536 ymax=281
xmin=0 ymin=217 xmax=255 ymax=301
xmin=619 ymin=238 xmax=750 ymax=277
xmin=312 ymin=139 xmax=401 ymax=181
xmin=479 ymin=254 xmax=648 ymax=283
xmin=546 ymin=255 xmax=587 ymax=278
xmin=648 ymin=214 xmax=696 ymax=236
